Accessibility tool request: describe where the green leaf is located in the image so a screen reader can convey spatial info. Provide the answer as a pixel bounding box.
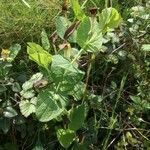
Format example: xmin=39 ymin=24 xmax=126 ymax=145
xmin=32 ymin=141 xmax=44 ymax=150
xmin=77 ymin=17 xmax=91 ymax=48
xmin=19 ymin=98 xmax=37 ymax=117
xmin=51 ymin=55 xmax=84 ymax=92
xmin=3 ymin=106 xmax=18 ymax=118
xmin=130 ymin=96 xmax=141 ymax=104
xmin=32 ymin=145 xmax=44 ymax=150
xmin=70 ymin=0 xmax=86 ymax=20
xmin=68 ymin=104 xmax=86 ymax=131
xmin=55 ymin=16 xmax=70 ymax=39
xmin=57 ymin=129 xmax=75 ymax=148
xmin=9 ymin=44 xmax=21 ymax=62
xmin=36 ymin=91 xmax=67 ymax=122
xmin=27 ymin=42 xmax=52 ymax=69
xmin=77 ymin=17 xmax=102 ymax=52
xmin=41 ymin=29 xmax=50 ymax=51
xmin=0 ymin=118 xmax=11 ymax=133
xmin=12 ymin=82 xmax=21 ymax=92
xmin=20 ymin=90 xmax=35 ymax=99
xmin=141 ymin=44 xmax=150 ymax=52
xmin=99 ymin=8 xmax=122 ymax=32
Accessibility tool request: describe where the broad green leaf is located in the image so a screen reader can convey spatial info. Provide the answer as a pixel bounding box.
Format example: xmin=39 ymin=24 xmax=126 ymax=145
xmin=19 ymin=98 xmax=37 ymax=117
xmin=9 ymin=44 xmax=21 ymax=62
xmin=57 ymin=129 xmax=75 ymax=148
xmin=141 ymin=44 xmax=150 ymax=52
xmin=55 ymin=16 xmax=70 ymax=39
xmin=70 ymin=0 xmax=86 ymax=20
xmin=27 ymin=42 xmax=52 ymax=69
xmin=77 ymin=17 xmax=102 ymax=52
xmin=36 ymin=91 xmax=67 ymax=122
xmin=77 ymin=17 xmax=91 ymax=48
xmin=68 ymin=104 xmax=86 ymax=131
xmin=51 ymin=55 xmax=84 ymax=92
xmin=41 ymin=29 xmax=50 ymax=51
xmin=3 ymin=106 xmax=18 ymax=118
xmin=99 ymin=8 xmax=122 ymax=32
xmin=52 ymin=55 xmax=78 ymax=73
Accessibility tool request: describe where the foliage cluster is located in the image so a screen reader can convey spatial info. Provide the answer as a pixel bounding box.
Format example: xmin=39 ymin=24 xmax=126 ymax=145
xmin=0 ymin=0 xmax=150 ymax=149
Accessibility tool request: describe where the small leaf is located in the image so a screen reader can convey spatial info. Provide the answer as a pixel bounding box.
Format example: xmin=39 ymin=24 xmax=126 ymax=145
xmin=20 ymin=90 xmax=35 ymax=99
xmin=27 ymin=42 xmax=52 ymax=69
xmin=3 ymin=107 xmax=18 ymax=118
xmin=68 ymin=104 xmax=86 ymax=131
xmin=99 ymin=8 xmax=122 ymax=32
xmin=141 ymin=44 xmax=150 ymax=52
xmin=130 ymin=96 xmax=141 ymax=104
xmin=41 ymin=29 xmax=50 ymax=51
xmin=19 ymin=98 xmax=37 ymax=117
xmin=9 ymin=44 xmax=21 ymax=62
xmin=32 ymin=145 xmax=44 ymax=150
xmin=57 ymin=129 xmax=75 ymax=148
xmin=12 ymin=82 xmax=21 ymax=92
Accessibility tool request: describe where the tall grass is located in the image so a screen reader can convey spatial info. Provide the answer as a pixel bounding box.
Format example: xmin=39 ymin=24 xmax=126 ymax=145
xmin=0 ymin=0 xmax=61 ymax=48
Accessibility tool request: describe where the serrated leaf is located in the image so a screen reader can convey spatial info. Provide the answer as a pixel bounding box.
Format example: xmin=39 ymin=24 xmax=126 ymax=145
xmin=57 ymin=129 xmax=75 ymax=148
xmin=68 ymin=104 xmax=86 ymax=131
xmin=20 ymin=90 xmax=35 ymax=99
xmin=36 ymin=91 xmax=67 ymax=122
xmin=27 ymin=42 xmax=52 ymax=69
xmin=19 ymin=98 xmax=37 ymax=117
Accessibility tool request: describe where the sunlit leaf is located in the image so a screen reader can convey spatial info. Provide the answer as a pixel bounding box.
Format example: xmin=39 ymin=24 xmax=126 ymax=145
xmin=57 ymin=128 xmax=75 ymax=148
xmin=70 ymin=0 xmax=86 ymax=20
xmin=27 ymin=42 xmax=52 ymax=69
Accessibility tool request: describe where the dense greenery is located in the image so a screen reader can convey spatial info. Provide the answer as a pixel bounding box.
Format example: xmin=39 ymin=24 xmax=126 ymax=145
xmin=0 ymin=0 xmax=150 ymax=149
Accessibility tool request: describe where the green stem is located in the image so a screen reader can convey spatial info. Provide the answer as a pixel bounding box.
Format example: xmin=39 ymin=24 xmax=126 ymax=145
xmin=83 ymin=53 xmax=95 ymax=101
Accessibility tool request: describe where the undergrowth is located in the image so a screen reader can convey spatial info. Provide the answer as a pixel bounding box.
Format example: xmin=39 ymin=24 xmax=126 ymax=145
xmin=0 ymin=0 xmax=150 ymax=149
